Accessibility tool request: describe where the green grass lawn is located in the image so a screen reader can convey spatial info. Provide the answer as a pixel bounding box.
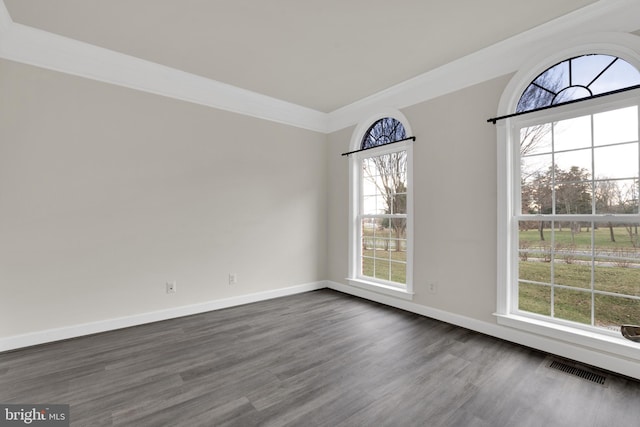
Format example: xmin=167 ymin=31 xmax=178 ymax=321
xmin=518 ymin=226 xmax=640 ymax=327
xmin=519 ymin=226 xmax=639 ymax=249
xmin=362 ymin=249 xmax=406 ymax=284
xmin=519 ymin=261 xmax=640 ymax=327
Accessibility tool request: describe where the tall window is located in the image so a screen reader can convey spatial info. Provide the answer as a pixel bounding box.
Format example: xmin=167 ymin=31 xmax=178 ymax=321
xmin=505 ymin=54 xmax=640 ymax=335
xmin=349 ymin=116 xmax=413 ymax=298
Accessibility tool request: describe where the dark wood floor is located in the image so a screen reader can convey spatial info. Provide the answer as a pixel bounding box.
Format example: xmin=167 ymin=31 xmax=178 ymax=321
xmin=1 ymin=289 xmax=639 ymax=426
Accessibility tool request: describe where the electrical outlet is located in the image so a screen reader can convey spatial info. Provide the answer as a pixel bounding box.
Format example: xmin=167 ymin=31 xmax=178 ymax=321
xmin=229 ymin=273 xmax=238 ymax=285
xmin=166 ymin=281 xmax=177 ymax=294
xmin=428 ymin=282 xmax=438 ymax=294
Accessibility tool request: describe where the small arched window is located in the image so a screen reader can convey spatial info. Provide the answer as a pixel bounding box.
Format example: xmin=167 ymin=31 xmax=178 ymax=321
xmin=348 ymin=115 xmax=413 ymax=299
xmin=361 ymin=117 xmax=407 ymax=149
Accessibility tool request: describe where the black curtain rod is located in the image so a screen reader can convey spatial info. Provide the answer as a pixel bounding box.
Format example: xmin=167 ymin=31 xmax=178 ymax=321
xmin=487 ymin=84 xmax=640 ymax=124
xmin=341 ymin=136 xmax=416 ymax=156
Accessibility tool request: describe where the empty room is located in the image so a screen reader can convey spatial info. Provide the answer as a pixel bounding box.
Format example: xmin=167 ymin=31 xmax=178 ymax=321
xmin=1 ymin=1 xmax=640 ymax=425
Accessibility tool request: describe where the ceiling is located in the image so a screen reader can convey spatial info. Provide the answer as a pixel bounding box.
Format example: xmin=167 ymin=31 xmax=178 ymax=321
xmin=4 ymin=0 xmax=600 ymax=113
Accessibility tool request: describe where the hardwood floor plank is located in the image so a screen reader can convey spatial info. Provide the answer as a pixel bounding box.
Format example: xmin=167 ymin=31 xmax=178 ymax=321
xmin=1 ymin=289 xmax=639 ymax=426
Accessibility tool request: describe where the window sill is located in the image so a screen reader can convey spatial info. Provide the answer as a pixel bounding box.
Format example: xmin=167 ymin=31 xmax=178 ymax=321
xmin=346 ymin=278 xmax=414 ymax=301
xmin=495 ymin=313 xmax=640 ymax=362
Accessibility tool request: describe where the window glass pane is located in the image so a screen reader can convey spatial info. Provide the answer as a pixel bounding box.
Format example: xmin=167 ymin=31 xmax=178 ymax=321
xmin=594 ymin=144 xmax=638 ymax=180
xmin=374 ymin=238 xmax=389 ymax=257
xmin=593 ymin=106 xmax=638 ymax=146
xmin=594 ymin=295 xmax=640 ymax=330
xmin=554 ymin=86 xmax=591 ymax=104
xmin=362 ymin=177 xmax=378 ymax=196
xmin=596 ymin=180 xmax=640 ymax=214
xmin=520 ymin=123 xmax=553 ymax=156
xmin=391 ymin=195 xmax=406 ymax=214
xmin=571 ymin=55 xmax=617 ymax=87
xmin=595 ymin=180 xmax=637 ymax=214
xmin=554 ymin=150 xmax=592 ymax=178
xmin=621 ymin=181 xmax=640 ymax=214
xmin=554 ymin=221 xmax=595 ymax=258
xmin=553 ymin=261 xmax=591 ymax=290
xmin=521 ymin=157 xmax=553 ymax=215
xmin=374 ymin=262 xmax=390 ymax=282
xmin=362 ymin=196 xmax=386 ymax=215
xmin=554 ymin=287 xmax=591 ymax=324
xmin=534 ymin=61 xmax=569 ymax=91
xmin=554 ymin=180 xmax=593 ymax=215
xmin=521 ymin=153 xmax=552 ymax=178
xmin=594 ymin=257 xmax=640 ymax=297
xmin=593 ymin=222 xmax=640 ymax=297
xmin=519 ymin=253 xmax=552 ymax=283
xmin=519 ymin=220 xmax=552 ymax=280
xmin=363 ymin=152 xmax=407 ymax=215
xmin=361 ymin=219 xmax=374 ymax=252
xmin=589 ymin=59 xmax=640 ymax=95
xmin=390 ymin=261 xmax=406 ymax=284
xmin=553 ymin=222 xmax=593 ymax=289
xmin=554 ymin=115 xmax=591 ymax=151
xmin=519 ymin=282 xmax=551 ymax=316
xmin=362 ymin=195 xmax=375 ymax=214
xmin=516 ymin=85 xmax=555 ymax=113
xmin=362 ymin=256 xmax=374 ymax=277
xmin=387 ymin=218 xmax=407 ymax=242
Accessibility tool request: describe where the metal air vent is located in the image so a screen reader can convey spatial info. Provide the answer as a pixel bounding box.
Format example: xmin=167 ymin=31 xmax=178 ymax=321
xmin=548 ymin=359 xmax=607 ymax=385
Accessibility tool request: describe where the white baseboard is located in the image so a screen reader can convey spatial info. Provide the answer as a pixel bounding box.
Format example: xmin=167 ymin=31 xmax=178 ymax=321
xmin=0 ymin=281 xmax=326 ymax=352
xmin=326 ymin=281 xmax=640 ymax=381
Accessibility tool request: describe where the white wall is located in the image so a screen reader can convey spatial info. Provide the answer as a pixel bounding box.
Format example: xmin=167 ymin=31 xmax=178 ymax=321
xmin=0 ymin=58 xmax=327 ymax=338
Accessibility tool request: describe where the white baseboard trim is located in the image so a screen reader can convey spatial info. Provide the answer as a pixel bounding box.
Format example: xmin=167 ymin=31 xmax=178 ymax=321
xmin=327 ymin=280 xmax=640 ymax=381
xmin=0 ymin=281 xmax=326 ymax=352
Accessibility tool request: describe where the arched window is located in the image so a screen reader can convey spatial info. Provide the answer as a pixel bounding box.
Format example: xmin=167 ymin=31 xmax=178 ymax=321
xmin=361 ymin=117 xmax=407 ymax=149
xmin=516 ymin=54 xmax=640 ymax=112
xmin=348 ymin=115 xmax=413 ymax=299
xmin=497 ymin=47 xmax=640 ymax=350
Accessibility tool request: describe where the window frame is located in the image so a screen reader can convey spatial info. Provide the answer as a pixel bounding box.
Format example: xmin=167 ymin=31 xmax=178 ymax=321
xmin=510 ymin=93 xmax=640 ymax=327
xmin=497 ymin=38 xmax=640 ymax=362
xmin=347 ymin=113 xmax=414 ymax=300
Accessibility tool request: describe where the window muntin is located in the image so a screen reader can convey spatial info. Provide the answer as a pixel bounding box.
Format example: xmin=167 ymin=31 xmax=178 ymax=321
xmin=515 ymin=101 xmax=640 ymax=333
xmin=361 ymin=117 xmax=407 ymax=149
xmin=516 ymin=54 xmax=640 ymax=113
xmin=352 ymin=117 xmax=412 ymax=292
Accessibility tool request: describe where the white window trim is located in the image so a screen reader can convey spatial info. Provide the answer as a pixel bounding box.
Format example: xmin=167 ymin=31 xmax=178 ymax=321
xmin=348 ymin=111 xmax=414 ymax=300
xmin=496 ymin=34 xmax=640 ymax=362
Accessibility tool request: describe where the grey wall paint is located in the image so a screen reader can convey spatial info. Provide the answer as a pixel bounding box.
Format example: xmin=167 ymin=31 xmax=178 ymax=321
xmin=0 ymin=59 xmax=328 ymax=336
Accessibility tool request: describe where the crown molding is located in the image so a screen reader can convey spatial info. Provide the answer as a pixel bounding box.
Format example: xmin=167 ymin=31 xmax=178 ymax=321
xmin=0 ymin=6 xmax=329 ymax=133
xmin=0 ymin=0 xmax=638 ymax=135
xmin=0 ymin=0 xmax=10 ymax=34
xmin=326 ymin=0 xmax=640 ymax=133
